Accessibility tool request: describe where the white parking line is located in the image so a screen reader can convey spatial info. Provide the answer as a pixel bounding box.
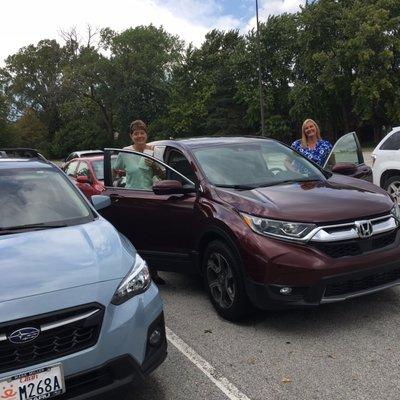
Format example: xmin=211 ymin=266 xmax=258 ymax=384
xmin=166 ymin=327 xmax=252 ymax=400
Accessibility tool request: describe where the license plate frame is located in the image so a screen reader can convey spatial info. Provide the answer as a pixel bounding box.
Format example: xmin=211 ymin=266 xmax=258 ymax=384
xmin=0 ymin=363 xmax=65 ymax=400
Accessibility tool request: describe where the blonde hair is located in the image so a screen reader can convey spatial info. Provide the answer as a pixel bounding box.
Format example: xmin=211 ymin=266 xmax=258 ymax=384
xmin=301 ymin=119 xmax=321 ymax=147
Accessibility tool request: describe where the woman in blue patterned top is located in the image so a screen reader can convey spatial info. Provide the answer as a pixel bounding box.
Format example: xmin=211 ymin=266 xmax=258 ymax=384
xmin=291 ymin=119 xmax=333 ymax=167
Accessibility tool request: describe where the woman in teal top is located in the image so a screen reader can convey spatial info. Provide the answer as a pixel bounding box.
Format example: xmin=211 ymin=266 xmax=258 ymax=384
xmin=114 ymin=120 xmax=164 ymax=190
xmin=114 ymin=150 xmax=155 ymax=189
xmin=114 ymin=120 xmax=166 ymax=285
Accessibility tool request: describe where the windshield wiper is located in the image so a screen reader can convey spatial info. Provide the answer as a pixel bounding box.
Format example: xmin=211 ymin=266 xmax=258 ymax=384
xmin=215 ymin=184 xmax=258 ymax=190
xmin=258 ymin=178 xmax=319 ymax=188
xmin=215 ymin=178 xmax=320 ymax=190
xmin=0 ymin=223 xmax=67 ymax=235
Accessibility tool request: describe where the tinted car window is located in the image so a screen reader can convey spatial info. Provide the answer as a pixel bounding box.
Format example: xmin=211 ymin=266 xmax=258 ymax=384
xmin=0 ymin=169 xmax=93 ymax=229
xmin=380 ymin=131 xmax=400 ymax=150
xmin=168 ymin=151 xmax=197 ymax=184
xmin=193 ymin=141 xmax=325 ymax=187
xmin=113 ymin=151 xmax=167 ymax=190
xmin=65 ymin=161 xmax=78 ymax=177
xmin=324 ymin=132 xmax=361 ymax=170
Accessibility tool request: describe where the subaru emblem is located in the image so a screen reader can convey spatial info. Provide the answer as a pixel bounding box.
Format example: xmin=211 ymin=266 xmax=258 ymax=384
xmin=8 ymin=327 xmax=40 ymax=344
xmin=355 ymin=220 xmax=373 ymax=239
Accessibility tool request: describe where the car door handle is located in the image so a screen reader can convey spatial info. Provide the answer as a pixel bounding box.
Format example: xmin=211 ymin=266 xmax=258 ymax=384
xmin=110 ymin=194 xmax=122 ymax=203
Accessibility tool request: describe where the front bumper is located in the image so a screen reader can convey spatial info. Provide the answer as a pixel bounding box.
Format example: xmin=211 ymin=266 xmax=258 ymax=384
xmin=0 ymin=281 xmax=166 ymax=398
xmin=245 ymin=259 xmax=400 ymax=309
xmin=240 ymin=228 xmax=400 ymax=309
xmin=59 ymin=319 xmax=167 ymax=399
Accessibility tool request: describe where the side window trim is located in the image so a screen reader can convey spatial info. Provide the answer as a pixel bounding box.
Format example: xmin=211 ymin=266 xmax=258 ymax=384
xmin=103 ymin=148 xmax=195 ymax=189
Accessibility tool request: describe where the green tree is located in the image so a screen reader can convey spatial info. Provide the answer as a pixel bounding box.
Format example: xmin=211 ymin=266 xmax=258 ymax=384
xmin=0 ymin=94 xmax=14 ymax=147
xmin=101 ymin=25 xmax=184 ymax=142
xmin=12 ymin=108 xmax=47 ymax=149
xmin=0 ymin=40 xmax=74 ymax=154
xmin=237 ymin=14 xmax=299 ymax=139
xmin=340 ymin=0 xmax=400 ymax=139
xmin=165 ymin=30 xmax=248 ymax=138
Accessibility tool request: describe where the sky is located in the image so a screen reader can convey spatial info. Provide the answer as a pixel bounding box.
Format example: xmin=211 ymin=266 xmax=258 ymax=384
xmin=0 ymin=0 xmax=305 ymax=64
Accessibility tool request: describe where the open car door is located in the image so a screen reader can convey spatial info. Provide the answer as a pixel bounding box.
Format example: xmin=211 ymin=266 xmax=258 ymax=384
xmin=323 ymin=132 xmax=372 ymax=181
xmin=97 ymin=148 xmax=199 ymax=273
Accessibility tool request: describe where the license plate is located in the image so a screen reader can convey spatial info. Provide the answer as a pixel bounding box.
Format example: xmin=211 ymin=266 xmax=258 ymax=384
xmin=0 ymin=364 xmax=65 ymax=400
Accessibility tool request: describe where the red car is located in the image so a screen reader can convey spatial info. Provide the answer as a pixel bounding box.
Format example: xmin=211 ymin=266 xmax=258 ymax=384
xmin=92 ymin=135 xmax=399 ymax=321
xmin=62 ymin=155 xmax=106 ymax=198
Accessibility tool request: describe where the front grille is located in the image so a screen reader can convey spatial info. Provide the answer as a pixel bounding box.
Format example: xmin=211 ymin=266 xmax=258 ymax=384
xmin=314 ymin=230 xmax=397 ymax=258
xmin=325 ymin=267 xmax=400 ymax=297
xmin=0 ymin=304 xmax=104 ymax=374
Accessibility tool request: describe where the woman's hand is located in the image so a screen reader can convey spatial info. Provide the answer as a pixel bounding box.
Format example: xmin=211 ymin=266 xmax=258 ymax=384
xmin=144 ymin=158 xmax=154 ymax=168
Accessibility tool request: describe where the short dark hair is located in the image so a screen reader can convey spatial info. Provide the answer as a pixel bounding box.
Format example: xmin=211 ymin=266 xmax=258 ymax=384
xmin=130 ymin=120 xmax=147 ymax=134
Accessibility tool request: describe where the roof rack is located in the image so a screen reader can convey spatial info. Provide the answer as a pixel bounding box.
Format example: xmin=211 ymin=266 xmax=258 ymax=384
xmin=0 ymin=148 xmax=46 ymax=160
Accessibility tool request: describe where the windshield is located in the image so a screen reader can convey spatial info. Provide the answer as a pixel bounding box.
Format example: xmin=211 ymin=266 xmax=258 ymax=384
xmin=192 ymin=141 xmax=325 ymax=187
xmin=0 ymin=168 xmax=94 ymax=230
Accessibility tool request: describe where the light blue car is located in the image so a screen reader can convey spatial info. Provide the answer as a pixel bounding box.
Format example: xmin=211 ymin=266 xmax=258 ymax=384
xmin=0 ymin=150 xmax=166 ymax=399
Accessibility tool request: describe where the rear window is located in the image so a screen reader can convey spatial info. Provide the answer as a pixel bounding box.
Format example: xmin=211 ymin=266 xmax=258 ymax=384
xmin=0 ymin=168 xmax=94 ymax=230
xmin=380 ymin=131 xmax=400 ymax=150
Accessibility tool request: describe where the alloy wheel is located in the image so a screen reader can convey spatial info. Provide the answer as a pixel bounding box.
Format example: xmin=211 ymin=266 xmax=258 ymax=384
xmin=206 ymin=252 xmax=236 ymax=309
xmin=387 ymin=181 xmax=400 ymax=204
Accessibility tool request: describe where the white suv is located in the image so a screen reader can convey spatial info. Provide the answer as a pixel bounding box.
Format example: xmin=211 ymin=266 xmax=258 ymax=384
xmin=372 ymin=126 xmax=400 ymax=203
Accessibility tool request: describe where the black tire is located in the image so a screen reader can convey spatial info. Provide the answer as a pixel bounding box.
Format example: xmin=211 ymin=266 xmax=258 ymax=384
xmin=384 ymin=175 xmax=400 ymax=204
xmin=202 ymin=240 xmax=250 ymax=321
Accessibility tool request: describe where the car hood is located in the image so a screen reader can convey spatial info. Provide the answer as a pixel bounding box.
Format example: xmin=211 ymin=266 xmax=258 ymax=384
xmin=215 ymin=175 xmax=393 ymax=223
xmin=0 ymin=218 xmax=135 ymax=303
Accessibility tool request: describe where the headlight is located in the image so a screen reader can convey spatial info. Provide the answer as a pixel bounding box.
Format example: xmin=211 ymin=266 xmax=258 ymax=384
xmin=111 ymin=255 xmax=151 ymax=305
xmin=391 ymin=204 xmax=400 ymax=225
xmin=241 ymin=213 xmax=316 ymax=241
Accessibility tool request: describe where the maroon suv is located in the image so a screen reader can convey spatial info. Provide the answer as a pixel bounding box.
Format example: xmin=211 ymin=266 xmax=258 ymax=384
xmin=96 ymin=136 xmax=400 ymax=320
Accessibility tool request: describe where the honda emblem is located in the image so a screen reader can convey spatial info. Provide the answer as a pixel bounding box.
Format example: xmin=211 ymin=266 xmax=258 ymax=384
xmin=355 ymin=220 xmax=373 ymax=239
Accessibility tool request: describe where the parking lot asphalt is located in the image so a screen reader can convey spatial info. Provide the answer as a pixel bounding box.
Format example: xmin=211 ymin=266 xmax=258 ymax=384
xmin=125 ymin=272 xmax=400 ymax=400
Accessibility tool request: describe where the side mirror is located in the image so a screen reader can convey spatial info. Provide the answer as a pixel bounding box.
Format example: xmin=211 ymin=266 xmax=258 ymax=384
xmin=331 ymin=162 xmax=357 ymax=175
xmin=76 ymin=175 xmax=91 ymax=184
xmin=153 ymin=180 xmax=195 ymax=195
xmin=153 ymin=180 xmax=183 ymax=195
xmin=91 ymin=195 xmax=111 ymax=211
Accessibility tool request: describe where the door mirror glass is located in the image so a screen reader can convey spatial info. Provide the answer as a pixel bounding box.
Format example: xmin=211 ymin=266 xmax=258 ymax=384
xmin=324 ymin=132 xmax=363 ymax=171
xmin=153 ymin=180 xmax=196 ymax=195
xmin=91 ymin=195 xmax=111 ymax=211
xmin=153 ymin=180 xmax=183 ymax=195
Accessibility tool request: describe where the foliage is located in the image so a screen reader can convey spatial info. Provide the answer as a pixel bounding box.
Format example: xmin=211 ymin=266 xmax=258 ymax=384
xmin=0 ymin=1 xmax=399 ymax=156
xmin=12 ymin=108 xmax=47 ymax=149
